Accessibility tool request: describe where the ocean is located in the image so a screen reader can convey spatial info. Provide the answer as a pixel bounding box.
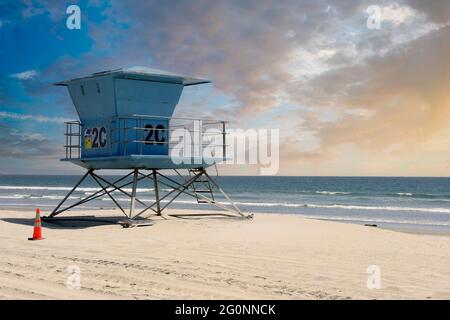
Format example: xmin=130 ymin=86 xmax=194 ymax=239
xmin=0 ymin=175 xmax=449 ymax=234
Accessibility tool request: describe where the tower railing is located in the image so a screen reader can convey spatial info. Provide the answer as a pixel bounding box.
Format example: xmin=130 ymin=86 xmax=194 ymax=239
xmin=63 ymin=115 xmax=228 ymax=161
xmin=64 ymin=121 xmax=81 ymax=159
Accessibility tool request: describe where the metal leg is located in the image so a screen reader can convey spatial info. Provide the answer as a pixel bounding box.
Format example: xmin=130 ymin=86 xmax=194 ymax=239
xmin=204 ymin=171 xmax=245 ymax=216
xmin=92 ymin=171 xmax=156 ymax=211
xmin=157 ymin=171 xmax=203 ymax=212
xmin=158 ymin=170 xmax=246 ymax=217
xmin=129 ymin=169 xmax=139 ymax=218
xmin=133 ymin=169 xmax=249 ymax=220
xmin=47 ymin=168 xmax=250 ymax=222
xmin=50 ymin=172 xmax=137 ymax=216
xmin=50 ymin=170 xmax=158 ymax=219
xmin=152 ymin=169 xmax=161 ymax=216
xmin=133 ymin=171 xmax=203 ymax=219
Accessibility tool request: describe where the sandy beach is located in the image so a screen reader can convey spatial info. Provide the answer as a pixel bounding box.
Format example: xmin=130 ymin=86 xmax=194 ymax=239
xmin=0 ymin=208 xmax=449 ymax=300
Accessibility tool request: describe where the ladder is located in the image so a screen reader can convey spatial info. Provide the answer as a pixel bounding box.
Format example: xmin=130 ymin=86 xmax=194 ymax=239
xmin=188 ymin=168 xmax=215 ymax=204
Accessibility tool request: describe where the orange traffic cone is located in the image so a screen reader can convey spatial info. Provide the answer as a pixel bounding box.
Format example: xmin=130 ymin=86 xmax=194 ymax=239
xmin=28 ymin=208 xmax=44 ymax=240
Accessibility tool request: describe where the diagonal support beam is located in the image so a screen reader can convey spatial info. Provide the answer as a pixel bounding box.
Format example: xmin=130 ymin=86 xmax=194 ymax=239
xmin=90 ymin=172 xmax=127 ymax=216
xmin=156 ymin=171 xmax=245 ymax=216
xmin=204 ymin=171 xmax=244 ymax=216
xmin=132 ymin=170 xmax=204 ymax=219
xmin=47 ymin=169 xmax=92 ymax=218
xmin=46 ymin=168 xmax=248 ymax=221
xmin=91 ymin=171 xmax=156 ymax=213
xmin=49 ymin=171 xmax=135 ymax=216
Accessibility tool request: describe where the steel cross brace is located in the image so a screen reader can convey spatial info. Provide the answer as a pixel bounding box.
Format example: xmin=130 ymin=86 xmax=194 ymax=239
xmin=45 ymin=170 xmax=154 ymax=219
xmin=43 ymin=168 xmax=251 ymax=221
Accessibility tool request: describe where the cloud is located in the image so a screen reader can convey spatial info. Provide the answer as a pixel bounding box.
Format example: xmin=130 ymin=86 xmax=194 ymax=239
xmin=379 ymin=3 xmax=418 ymax=26
xmin=74 ymin=0 xmax=446 ymax=119
xmin=407 ymin=0 xmax=450 ymax=24
xmin=4 ymin=0 xmax=450 ymax=175
xmin=0 ymin=122 xmax=59 ymax=158
xmin=290 ymin=25 xmax=450 ymax=160
xmin=80 ymin=0 xmax=371 ymax=115
xmin=0 ymin=111 xmax=71 ymax=124
xmin=10 ymin=69 xmax=39 ymax=80
xmin=20 ymin=0 xmax=63 ymax=21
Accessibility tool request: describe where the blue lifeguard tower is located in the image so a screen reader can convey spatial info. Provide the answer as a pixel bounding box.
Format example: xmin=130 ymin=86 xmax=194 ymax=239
xmin=44 ymin=67 xmax=250 ymax=224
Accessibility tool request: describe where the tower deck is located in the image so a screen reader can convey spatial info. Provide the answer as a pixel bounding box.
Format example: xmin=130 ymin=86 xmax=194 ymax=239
xmin=62 ymin=155 xmax=221 ymax=170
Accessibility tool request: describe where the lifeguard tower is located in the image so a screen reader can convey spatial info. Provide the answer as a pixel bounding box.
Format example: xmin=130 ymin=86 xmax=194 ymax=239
xmin=44 ymin=67 xmax=251 ymax=225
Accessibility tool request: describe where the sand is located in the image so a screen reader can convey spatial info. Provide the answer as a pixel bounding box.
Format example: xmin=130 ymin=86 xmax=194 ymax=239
xmin=0 ymin=208 xmax=449 ymax=300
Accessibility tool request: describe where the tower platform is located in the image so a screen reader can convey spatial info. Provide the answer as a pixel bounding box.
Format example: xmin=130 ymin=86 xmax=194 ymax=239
xmin=63 ymin=155 xmax=222 ymax=170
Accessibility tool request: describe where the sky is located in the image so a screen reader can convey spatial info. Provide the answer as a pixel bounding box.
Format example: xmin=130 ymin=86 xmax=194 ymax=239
xmin=0 ymin=0 xmax=449 ymax=176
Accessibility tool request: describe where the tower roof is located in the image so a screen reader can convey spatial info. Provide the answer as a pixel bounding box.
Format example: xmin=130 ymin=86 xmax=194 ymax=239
xmin=54 ymin=66 xmax=211 ymax=87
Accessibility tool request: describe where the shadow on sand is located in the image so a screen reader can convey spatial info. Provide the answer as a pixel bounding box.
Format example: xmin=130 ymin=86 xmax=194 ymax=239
xmin=2 ymin=212 xmax=246 ymax=229
xmin=1 ymin=215 xmax=128 ymax=229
